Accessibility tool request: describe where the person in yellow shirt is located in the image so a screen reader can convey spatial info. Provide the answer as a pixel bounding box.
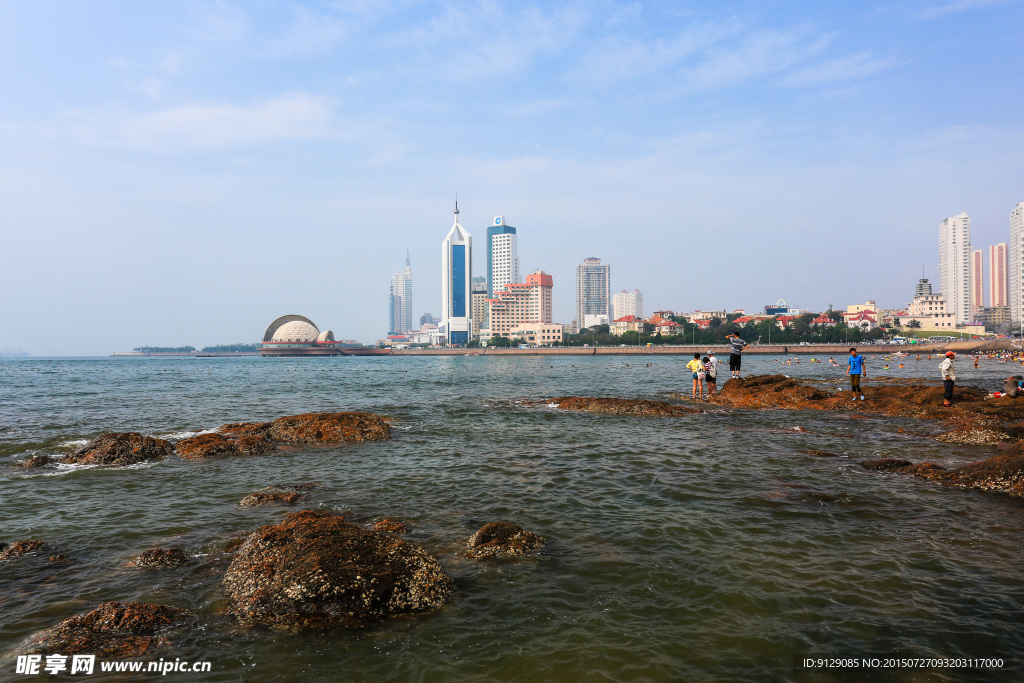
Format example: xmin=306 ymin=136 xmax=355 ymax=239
xmin=686 ymin=353 xmax=705 ymax=399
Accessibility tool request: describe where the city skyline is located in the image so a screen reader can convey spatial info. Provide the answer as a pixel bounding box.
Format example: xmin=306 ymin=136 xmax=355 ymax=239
xmin=1 ymin=2 xmax=1022 ymax=354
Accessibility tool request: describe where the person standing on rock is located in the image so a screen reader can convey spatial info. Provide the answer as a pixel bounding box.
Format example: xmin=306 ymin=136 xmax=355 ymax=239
xmin=705 ymin=350 xmax=719 ymax=396
xmin=846 ymin=348 xmax=866 ymax=401
xmin=940 ymin=351 xmax=956 ymax=407
xmin=727 ymin=333 xmax=747 ymax=379
xmin=686 ymin=353 xmax=705 ymax=399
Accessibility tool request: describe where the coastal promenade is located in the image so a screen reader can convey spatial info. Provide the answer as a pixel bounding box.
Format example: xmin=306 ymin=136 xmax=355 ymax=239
xmin=390 ymin=338 xmax=1013 ymax=357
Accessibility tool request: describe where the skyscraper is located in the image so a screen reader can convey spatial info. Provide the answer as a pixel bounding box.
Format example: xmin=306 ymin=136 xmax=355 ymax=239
xmin=471 ymin=276 xmax=488 ymax=338
xmin=440 ymin=201 xmax=473 ymax=345
xmin=612 ymin=289 xmax=644 ymax=320
xmin=939 ymin=213 xmax=971 ymax=326
xmin=487 ymin=216 xmax=519 ymax=298
xmin=989 ymin=242 xmax=1009 ymax=308
xmin=575 ymin=257 xmax=611 ymax=329
xmin=388 ymin=252 xmax=413 ymax=335
xmin=971 ymin=248 xmax=983 ymax=315
xmin=487 ymin=270 xmax=554 ymax=337
xmin=1010 ymin=203 xmax=1024 ymax=324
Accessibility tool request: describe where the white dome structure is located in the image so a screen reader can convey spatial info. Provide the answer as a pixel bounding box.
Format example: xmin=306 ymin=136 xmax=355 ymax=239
xmin=260 ymin=315 xmax=347 ymax=357
xmin=316 ymin=330 xmax=335 ymax=342
xmin=263 ymin=315 xmax=320 ymax=343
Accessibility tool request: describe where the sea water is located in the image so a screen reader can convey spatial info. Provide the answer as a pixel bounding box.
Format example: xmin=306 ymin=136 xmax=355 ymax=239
xmin=1 ymin=355 xmax=1022 ymax=681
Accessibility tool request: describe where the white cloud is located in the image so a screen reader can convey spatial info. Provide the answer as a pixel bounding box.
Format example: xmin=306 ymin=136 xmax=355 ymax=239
xmin=63 ymin=93 xmax=340 ymax=152
xmin=777 ymin=51 xmax=897 ymax=88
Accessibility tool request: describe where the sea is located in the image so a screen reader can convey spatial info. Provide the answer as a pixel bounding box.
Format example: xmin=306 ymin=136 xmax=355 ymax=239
xmin=1 ymin=354 xmax=1022 ymax=682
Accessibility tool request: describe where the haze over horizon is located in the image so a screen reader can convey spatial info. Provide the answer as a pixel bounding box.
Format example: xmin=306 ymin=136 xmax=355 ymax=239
xmin=1 ymin=1 xmax=1022 ymax=355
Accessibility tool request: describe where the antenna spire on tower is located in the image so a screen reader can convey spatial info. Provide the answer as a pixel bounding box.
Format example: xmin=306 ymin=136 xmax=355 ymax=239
xmin=454 ymin=194 xmax=459 ymax=215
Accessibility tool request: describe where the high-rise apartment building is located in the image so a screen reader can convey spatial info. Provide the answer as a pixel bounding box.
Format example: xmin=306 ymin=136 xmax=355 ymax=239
xmin=487 ymin=217 xmax=519 ymax=299
xmin=440 ymin=202 xmax=473 ymax=345
xmin=989 ymin=243 xmax=1009 ymax=308
xmin=939 ymin=213 xmax=971 ymax=325
xmin=388 ymin=252 xmax=413 ymax=335
xmin=575 ymin=257 xmax=611 ymax=331
xmin=971 ymin=249 xmax=983 ymax=315
xmin=1010 ymin=203 xmax=1024 ymax=323
xmin=471 ymin=276 xmax=488 ymax=338
xmin=612 ymin=289 xmax=644 ymax=320
xmin=487 ymin=270 xmax=553 ymax=337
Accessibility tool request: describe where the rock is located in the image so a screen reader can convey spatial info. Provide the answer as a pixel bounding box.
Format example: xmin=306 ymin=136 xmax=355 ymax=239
xmin=0 ymin=539 xmax=46 ymax=559
xmin=714 ymin=375 xmax=831 ymax=409
xmin=176 ymin=433 xmax=275 ymax=460
xmin=57 ymin=433 xmax=173 ymax=467
xmin=543 ymin=397 xmax=699 ymax=416
xmin=20 ymin=602 xmax=190 ymax=658
xmin=859 ymin=459 xmax=913 ymax=471
xmin=238 ymin=490 xmax=307 ymax=507
xmin=128 ymin=547 xmax=192 ymax=569
xmin=268 ymin=413 xmax=392 ymax=444
xmin=222 ymin=510 xmax=454 ymax=629
xmin=934 ymin=425 xmax=1009 ymax=445
xmin=466 ymin=522 xmax=545 ymax=559
xmin=937 ymin=452 xmax=1024 ymax=496
xmin=798 ymin=449 xmax=839 ymax=457
xmin=374 ymin=519 xmax=410 ymax=534
xmin=18 ymin=455 xmax=53 ymax=468
xmin=47 ymin=554 xmax=71 ymax=563
xmin=218 ymin=422 xmax=273 ymax=438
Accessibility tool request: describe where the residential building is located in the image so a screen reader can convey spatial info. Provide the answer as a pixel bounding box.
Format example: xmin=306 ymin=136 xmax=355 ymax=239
xmin=487 ymin=217 xmax=519 ymax=298
xmin=612 ymin=289 xmax=644 ymax=320
xmin=509 ymin=323 xmax=563 ymax=346
xmin=575 ymin=257 xmax=611 ymax=330
xmin=902 ymin=277 xmax=957 ymax=331
xmin=440 ymin=201 xmax=473 ymax=345
xmin=845 ymin=311 xmax=877 ymax=330
xmin=610 ymin=315 xmax=643 ymax=335
xmin=471 ymin=276 xmax=488 ymax=338
xmin=939 ymin=212 xmax=972 ymax=325
xmin=388 ymin=252 xmax=413 ymax=335
xmin=654 ymin=320 xmax=683 ymax=336
xmin=977 ymin=306 xmax=1011 ymax=331
xmin=989 ymin=243 xmax=1009 ymax=308
xmin=1010 ymin=203 xmax=1024 ymax=324
xmin=419 ymin=312 xmax=439 ymax=327
xmin=971 ymin=248 xmax=984 ymax=316
xmin=582 ymin=314 xmax=609 ymax=329
xmin=810 ymin=314 xmax=836 ymax=327
xmin=846 ymin=301 xmax=879 ymax=315
xmin=689 ymin=310 xmax=728 ymax=321
xmin=486 ymin=270 xmax=553 ymax=337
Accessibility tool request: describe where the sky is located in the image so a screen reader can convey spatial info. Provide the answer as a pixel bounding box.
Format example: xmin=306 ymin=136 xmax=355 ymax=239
xmin=1 ymin=0 xmax=1022 ymax=355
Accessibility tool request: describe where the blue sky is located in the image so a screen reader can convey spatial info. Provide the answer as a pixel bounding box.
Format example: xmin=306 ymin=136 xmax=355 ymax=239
xmin=1 ymin=0 xmax=1022 ymax=354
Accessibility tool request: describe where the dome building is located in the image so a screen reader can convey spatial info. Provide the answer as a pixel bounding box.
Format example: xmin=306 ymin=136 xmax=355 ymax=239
xmin=259 ymin=315 xmax=344 ymax=357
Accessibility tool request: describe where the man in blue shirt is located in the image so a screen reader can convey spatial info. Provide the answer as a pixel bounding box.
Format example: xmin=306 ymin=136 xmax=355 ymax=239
xmin=846 ymin=347 xmax=866 ymax=401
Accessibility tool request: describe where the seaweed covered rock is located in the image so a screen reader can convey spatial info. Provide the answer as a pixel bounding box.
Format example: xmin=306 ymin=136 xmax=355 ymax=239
xmin=374 ymin=519 xmax=410 ymax=534
xmin=859 ymin=459 xmax=913 ymax=471
xmin=127 ymin=547 xmax=192 ymax=569
xmin=543 ymin=397 xmax=699 ymax=416
xmin=859 ymin=449 xmax=1024 ymax=497
xmin=18 ymin=455 xmax=53 ymax=468
xmin=268 ymin=413 xmax=392 ymax=444
xmin=798 ymin=449 xmax=839 ymax=458
xmin=57 ymin=433 xmax=173 ymax=467
xmin=218 ymin=422 xmax=273 ymax=438
xmin=0 ymin=539 xmax=46 ymax=560
xmin=714 ymin=375 xmax=830 ymax=409
xmin=19 ymin=602 xmax=190 ymax=658
xmin=222 ymin=510 xmax=453 ymax=629
xmin=466 ymin=522 xmax=545 ymax=559
xmin=238 ymin=488 xmax=307 ymax=507
xmin=176 ymin=433 xmax=275 ymax=460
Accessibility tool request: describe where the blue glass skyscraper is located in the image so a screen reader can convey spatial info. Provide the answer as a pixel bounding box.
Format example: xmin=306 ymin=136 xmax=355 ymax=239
xmin=440 ymin=201 xmax=473 ymax=346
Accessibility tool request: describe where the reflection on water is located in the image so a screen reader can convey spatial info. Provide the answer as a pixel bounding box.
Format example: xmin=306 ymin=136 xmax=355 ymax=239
xmin=1 ymin=355 xmax=1022 ymax=681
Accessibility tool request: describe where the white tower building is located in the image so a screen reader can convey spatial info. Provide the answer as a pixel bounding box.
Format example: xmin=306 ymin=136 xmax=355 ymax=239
xmin=389 ymin=252 xmax=413 ymax=335
xmin=612 ymin=289 xmax=644 ymax=320
xmin=487 ymin=217 xmax=520 ymax=298
xmin=939 ymin=212 xmax=972 ymax=326
xmin=1010 ymin=203 xmax=1024 ymax=324
xmin=440 ymin=201 xmax=473 ymax=346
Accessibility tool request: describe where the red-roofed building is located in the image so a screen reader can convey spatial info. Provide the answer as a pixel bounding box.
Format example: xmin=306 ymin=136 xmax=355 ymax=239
xmin=655 ymin=320 xmax=684 ymax=335
xmin=810 ymin=314 xmax=836 ymax=327
xmin=844 ymin=311 xmax=877 ymax=330
xmin=775 ymin=315 xmax=798 ymax=329
xmin=610 ymin=315 xmax=644 ymax=335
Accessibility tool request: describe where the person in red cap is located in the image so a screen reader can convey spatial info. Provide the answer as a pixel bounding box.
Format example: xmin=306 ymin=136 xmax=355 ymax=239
xmin=940 ymin=351 xmax=956 ymax=407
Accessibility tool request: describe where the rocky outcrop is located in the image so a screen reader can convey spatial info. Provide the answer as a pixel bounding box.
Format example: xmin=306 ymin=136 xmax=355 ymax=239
xmin=374 ymin=519 xmax=410 ymax=534
xmin=176 ymin=433 xmax=275 ymax=460
xmin=859 ymin=459 xmax=913 ymax=471
xmin=18 ymin=455 xmax=53 ymax=468
xmin=542 ymin=397 xmax=699 ymax=416
xmin=20 ymin=602 xmax=190 ymax=658
xmin=0 ymin=539 xmax=46 ymax=559
xmin=222 ymin=510 xmax=454 ymax=629
xmin=268 ymin=413 xmax=392 ymax=444
xmin=57 ymin=433 xmax=173 ymax=467
xmin=465 ymin=523 xmax=545 ymax=559
xmin=860 ymin=449 xmax=1024 ymax=497
xmin=127 ymin=547 xmax=192 ymax=569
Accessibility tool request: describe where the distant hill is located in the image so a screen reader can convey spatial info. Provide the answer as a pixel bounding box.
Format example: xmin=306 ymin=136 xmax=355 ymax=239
xmin=0 ymin=348 xmax=29 ymax=357
xmin=133 ymin=346 xmax=196 ymax=353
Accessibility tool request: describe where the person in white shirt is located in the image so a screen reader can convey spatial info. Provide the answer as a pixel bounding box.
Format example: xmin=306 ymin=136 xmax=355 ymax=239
xmin=940 ymin=351 xmax=956 ymax=407
xmin=705 ymin=350 xmax=719 ymax=395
